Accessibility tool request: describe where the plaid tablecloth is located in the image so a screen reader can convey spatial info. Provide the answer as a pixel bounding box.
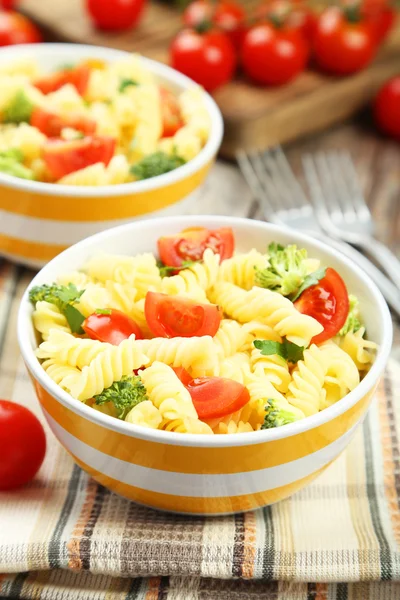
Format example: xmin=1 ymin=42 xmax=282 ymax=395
xmin=1 ymin=260 xmax=400 ymax=600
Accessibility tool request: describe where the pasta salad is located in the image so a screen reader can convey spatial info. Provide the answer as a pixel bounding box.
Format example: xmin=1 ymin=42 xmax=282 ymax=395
xmin=30 ymin=227 xmax=377 ymax=434
xmin=0 ymin=55 xmax=210 ymax=185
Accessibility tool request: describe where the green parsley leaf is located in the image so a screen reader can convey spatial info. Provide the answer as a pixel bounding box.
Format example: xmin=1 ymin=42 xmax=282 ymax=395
xmin=291 ymin=267 xmax=327 ymax=302
xmin=119 ymin=78 xmax=138 ymax=93
xmin=254 ymin=339 xmax=305 ymax=363
xmin=29 ymin=283 xmax=85 ymax=334
xmin=158 ymin=259 xmax=200 ymax=277
xmin=64 ymin=304 xmax=86 ymax=334
xmin=95 ymin=308 xmax=112 ymax=315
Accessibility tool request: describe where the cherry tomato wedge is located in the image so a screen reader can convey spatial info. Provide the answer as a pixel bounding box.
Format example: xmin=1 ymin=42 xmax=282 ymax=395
xmin=43 ymin=136 xmax=116 ymax=180
xmin=145 ymin=292 xmax=223 ymax=338
xmin=0 ymin=400 xmax=46 ymax=490
xmin=83 ymin=309 xmax=143 ymax=345
xmin=186 ymin=377 xmax=250 ymax=419
xmin=172 ymin=366 xmax=193 ymax=386
xmin=31 ymin=108 xmax=96 ymax=138
xmin=158 ymin=227 xmax=235 ymax=268
xmin=294 ymin=267 xmax=349 ymax=345
xmin=34 ymin=64 xmax=91 ymax=96
xmin=160 ymin=87 xmax=183 ymax=138
xmin=0 ymin=11 xmax=42 ymax=46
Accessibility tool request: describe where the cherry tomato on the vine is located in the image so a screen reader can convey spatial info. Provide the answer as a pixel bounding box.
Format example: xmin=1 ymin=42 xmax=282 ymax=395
xmin=86 ymin=0 xmax=145 ymax=31
xmin=1 ymin=0 xmax=17 ymax=10
xmin=213 ymin=1 xmax=247 ymax=49
xmin=0 ymin=11 xmax=42 ymax=46
xmin=183 ymin=0 xmax=213 ymax=27
xmin=0 ymin=400 xmax=46 ymax=490
xmin=170 ymin=28 xmax=236 ymax=92
xmin=255 ymin=0 xmax=317 ymax=41
xmin=362 ymin=1 xmax=396 ymax=43
xmin=374 ymin=76 xmax=400 ymax=140
xmin=241 ymin=21 xmax=309 ymax=86
xmin=313 ymin=6 xmax=377 ymax=75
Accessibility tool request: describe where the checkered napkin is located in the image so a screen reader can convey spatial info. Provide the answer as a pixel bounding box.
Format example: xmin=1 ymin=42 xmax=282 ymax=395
xmin=1 ymin=261 xmax=400 ymax=600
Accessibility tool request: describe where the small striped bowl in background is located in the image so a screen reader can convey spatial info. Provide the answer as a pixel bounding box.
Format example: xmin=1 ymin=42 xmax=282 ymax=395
xmin=0 ymin=44 xmax=223 ymax=269
xmin=18 ymin=216 xmax=392 ymax=515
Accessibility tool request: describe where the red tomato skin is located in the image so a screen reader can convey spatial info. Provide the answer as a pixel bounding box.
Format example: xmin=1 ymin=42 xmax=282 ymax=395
xmin=34 ymin=65 xmax=91 ymax=96
xmin=0 ymin=11 xmax=42 ymax=46
xmin=86 ymin=0 xmax=145 ymax=30
xmin=183 ymin=0 xmax=213 ymax=27
xmin=374 ymin=76 xmax=400 ymax=140
xmin=172 ymin=366 xmax=193 ymax=386
xmin=313 ymin=7 xmax=377 ymax=75
xmin=294 ymin=267 xmax=350 ymax=345
xmin=31 ymin=108 xmax=96 ymax=138
xmin=241 ymin=22 xmax=309 ymax=86
xmin=186 ymin=377 xmax=250 ymax=419
xmin=158 ymin=227 xmax=235 ymax=268
xmin=43 ymin=136 xmax=116 ymax=180
xmin=0 ymin=400 xmax=46 ymax=491
xmin=145 ymin=292 xmax=223 ymax=338
xmin=213 ymin=1 xmax=247 ymax=49
xmin=159 ymin=87 xmax=184 ymax=138
xmin=83 ymin=309 xmax=143 ymax=345
xmin=170 ymin=28 xmax=237 ymax=92
xmin=1 ymin=0 xmax=17 ymax=9
xmin=255 ymin=0 xmax=317 ymax=41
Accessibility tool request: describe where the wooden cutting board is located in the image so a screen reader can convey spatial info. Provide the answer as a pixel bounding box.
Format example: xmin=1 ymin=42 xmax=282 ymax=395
xmin=19 ymin=0 xmax=400 ymax=158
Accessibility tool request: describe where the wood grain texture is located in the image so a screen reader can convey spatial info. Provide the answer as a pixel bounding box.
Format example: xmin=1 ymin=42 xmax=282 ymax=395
xmin=18 ymin=0 xmax=400 ymax=157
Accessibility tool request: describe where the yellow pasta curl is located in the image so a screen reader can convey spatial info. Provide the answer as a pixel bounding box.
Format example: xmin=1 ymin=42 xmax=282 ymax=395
xmin=287 ymin=344 xmax=327 ymax=416
xmin=218 ymin=249 xmax=269 ymax=290
xmin=32 ymin=302 xmax=70 ymax=341
xmin=125 ymin=400 xmax=163 ymax=429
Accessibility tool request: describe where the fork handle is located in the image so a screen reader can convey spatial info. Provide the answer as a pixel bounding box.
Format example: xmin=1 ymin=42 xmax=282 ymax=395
xmin=310 ymin=233 xmax=400 ymax=318
xmin=354 ymin=239 xmax=400 ymax=292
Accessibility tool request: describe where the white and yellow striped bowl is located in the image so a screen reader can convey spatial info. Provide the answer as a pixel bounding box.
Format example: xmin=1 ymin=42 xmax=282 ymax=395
xmin=18 ymin=216 xmax=392 ymax=515
xmin=0 ymin=44 xmax=223 ymax=269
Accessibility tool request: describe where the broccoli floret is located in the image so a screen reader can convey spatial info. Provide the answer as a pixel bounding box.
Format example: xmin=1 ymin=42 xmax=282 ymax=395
xmin=261 ymin=398 xmax=304 ymax=429
xmin=130 ymin=151 xmax=186 ymax=181
xmin=3 ymin=90 xmax=34 ymax=124
xmin=339 ymin=295 xmax=362 ymax=336
xmin=255 ymin=242 xmax=309 ymax=297
xmin=94 ymin=375 xmax=148 ymax=419
xmin=29 ymin=283 xmax=85 ymax=334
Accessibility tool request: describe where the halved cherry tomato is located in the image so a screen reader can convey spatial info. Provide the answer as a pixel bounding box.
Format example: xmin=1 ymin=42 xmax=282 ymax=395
xmin=186 ymin=377 xmax=250 ymax=419
xmin=294 ymin=267 xmax=349 ymax=345
xmin=172 ymin=366 xmax=193 ymax=386
xmin=0 ymin=400 xmax=46 ymax=490
xmin=83 ymin=309 xmax=143 ymax=345
xmin=43 ymin=136 xmax=116 ymax=180
xmin=158 ymin=227 xmax=235 ymax=268
xmin=34 ymin=64 xmax=91 ymax=96
xmin=160 ymin=87 xmax=184 ymax=138
xmin=145 ymin=292 xmax=223 ymax=338
xmin=0 ymin=11 xmax=42 ymax=46
xmin=31 ymin=108 xmax=96 ymax=138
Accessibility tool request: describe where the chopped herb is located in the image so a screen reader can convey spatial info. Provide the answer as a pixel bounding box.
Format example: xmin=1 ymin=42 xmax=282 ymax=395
xmin=158 ymin=259 xmax=200 ymax=277
xmin=119 ymin=78 xmax=138 ymax=93
xmin=3 ymin=90 xmax=34 ymax=124
xmin=291 ymin=267 xmax=327 ymax=302
xmin=29 ymin=283 xmax=85 ymax=334
xmin=254 ymin=339 xmax=305 ymax=363
xmin=95 ymin=308 xmax=112 ymax=315
xmin=94 ymin=375 xmax=148 ymax=419
xmin=130 ymin=151 xmax=186 ymax=181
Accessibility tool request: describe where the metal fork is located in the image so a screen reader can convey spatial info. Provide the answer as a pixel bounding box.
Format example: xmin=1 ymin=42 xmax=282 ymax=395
xmin=302 ymin=151 xmax=400 ymax=291
xmin=237 ymin=146 xmax=400 ymax=317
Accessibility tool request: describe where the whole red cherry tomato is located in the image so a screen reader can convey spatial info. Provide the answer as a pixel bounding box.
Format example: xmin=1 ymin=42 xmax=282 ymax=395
xmin=0 ymin=400 xmax=46 ymax=490
xmin=170 ymin=28 xmax=236 ymax=92
xmin=183 ymin=0 xmax=213 ymax=27
xmin=374 ymin=76 xmax=400 ymax=140
xmin=255 ymin=0 xmax=317 ymax=41
xmin=213 ymin=1 xmax=247 ymax=49
xmin=86 ymin=0 xmax=145 ymax=31
xmin=1 ymin=0 xmax=17 ymax=9
xmin=313 ymin=6 xmax=377 ymax=75
xmin=241 ymin=21 xmax=309 ymax=85
xmin=0 ymin=11 xmax=42 ymax=46
xmin=362 ymin=1 xmax=396 ymax=43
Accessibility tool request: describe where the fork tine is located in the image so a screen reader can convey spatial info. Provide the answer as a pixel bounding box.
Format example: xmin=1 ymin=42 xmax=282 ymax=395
xmin=236 ymin=150 xmax=283 ymax=224
xmin=325 ymin=151 xmax=358 ymax=224
xmin=260 ymin=148 xmax=298 ymax=211
xmin=251 ymin=152 xmax=283 ymax=213
xmin=272 ymin=146 xmax=310 ymax=208
xmin=336 ymin=151 xmax=372 ymax=223
xmin=313 ymin=152 xmax=344 ymax=223
xmin=301 ymin=153 xmax=334 ymax=227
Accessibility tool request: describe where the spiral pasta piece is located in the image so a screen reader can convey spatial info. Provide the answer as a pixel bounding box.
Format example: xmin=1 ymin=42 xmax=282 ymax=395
xmin=32 ymin=302 xmax=71 ymax=341
xmin=36 ymin=329 xmax=110 ymax=370
xmin=125 ymin=400 xmax=162 ymax=429
xmin=250 ymin=349 xmax=291 ymax=393
xmin=210 ymin=282 xmax=323 ymax=347
xmin=214 ymin=420 xmax=255 ymax=434
xmin=287 ymin=344 xmax=327 ymax=416
xmin=218 ymin=249 xmax=269 ymax=290
xmin=162 ymin=249 xmax=220 ymax=296
xmin=136 ymin=336 xmax=218 ymax=376
xmin=160 ymin=276 xmax=207 ymax=302
xmin=335 ymin=327 xmax=377 ymax=372
xmin=62 ymin=336 xmax=149 ymax=401
xmin=162 ymin=418 xmax=213 ymax=434
xmin=218 ymin=352 xmax=252 ymax=383
xmin=140 ymin=362 xmax=198 ymax=422
xmin=241 ymin=320 xmax=282 ymax=351
xmin=319 ymin=342 xmax=360 ymax=408
xmin=213 ymin=320 xmax=249 ymax=359
xmin=56 ymin=271 xmax=94 ymax=289
xmin=42 ymin=359 xmax=81 ymax=387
